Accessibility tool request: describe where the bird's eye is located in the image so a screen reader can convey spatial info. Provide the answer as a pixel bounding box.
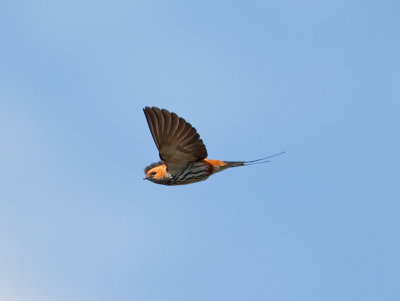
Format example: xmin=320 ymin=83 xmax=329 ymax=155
xmin=150 ymin=171 xmax=156 ymax=176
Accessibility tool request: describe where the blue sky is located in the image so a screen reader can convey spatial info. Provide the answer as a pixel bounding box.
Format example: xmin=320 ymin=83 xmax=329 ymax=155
xmin=1 ymin=1 xmax=399 ymax=300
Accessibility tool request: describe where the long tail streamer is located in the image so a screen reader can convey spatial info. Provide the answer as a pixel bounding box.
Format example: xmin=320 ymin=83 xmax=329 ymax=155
xmin=226 ymin=151 xmax=285 ymax=167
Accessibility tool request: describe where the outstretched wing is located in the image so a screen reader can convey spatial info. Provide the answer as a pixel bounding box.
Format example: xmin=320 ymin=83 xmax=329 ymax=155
xmin=143 ymin=106 xmax=208 ymax=173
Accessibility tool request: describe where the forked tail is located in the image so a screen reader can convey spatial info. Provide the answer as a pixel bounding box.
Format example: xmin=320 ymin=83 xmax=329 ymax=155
xmin=225 ymin=151 xmax=285 ymax=167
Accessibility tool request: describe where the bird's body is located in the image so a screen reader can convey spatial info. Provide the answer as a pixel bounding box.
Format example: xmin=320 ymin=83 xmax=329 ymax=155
xmin=144 ymin=159 xmax=236 ymax=185
xmin=143 ymin=106 xmax=281 ymax=185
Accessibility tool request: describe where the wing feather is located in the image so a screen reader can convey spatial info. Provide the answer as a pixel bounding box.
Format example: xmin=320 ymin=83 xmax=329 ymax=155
xmin=143 ymin=107 xmax=208 ymax=173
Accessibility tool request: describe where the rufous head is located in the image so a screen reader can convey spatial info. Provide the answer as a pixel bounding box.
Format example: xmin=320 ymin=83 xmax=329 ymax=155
xmin=144 ymin=165 xmax=168 ymax=183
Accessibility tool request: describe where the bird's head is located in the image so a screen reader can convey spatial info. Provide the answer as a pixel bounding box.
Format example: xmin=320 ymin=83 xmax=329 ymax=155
xmin=144 ymin=165 xmax=168 ymax=183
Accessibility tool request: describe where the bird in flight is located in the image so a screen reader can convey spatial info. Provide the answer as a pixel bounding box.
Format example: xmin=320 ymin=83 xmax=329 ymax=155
xmin=143 ymin=106 xmax=283 ymax=185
